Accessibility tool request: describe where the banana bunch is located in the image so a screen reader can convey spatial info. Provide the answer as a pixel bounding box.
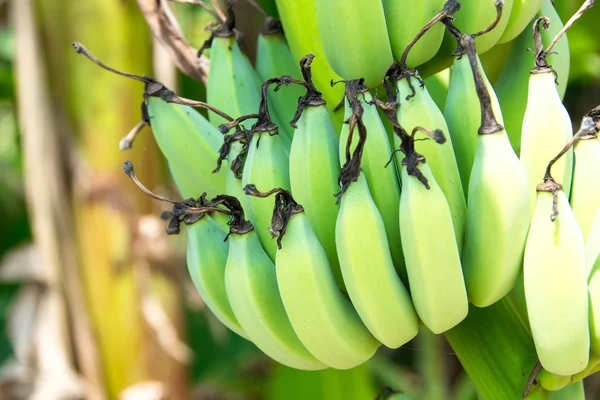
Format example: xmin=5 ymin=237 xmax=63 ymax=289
xmin=77 ymin=0 xmax=600 ymax=395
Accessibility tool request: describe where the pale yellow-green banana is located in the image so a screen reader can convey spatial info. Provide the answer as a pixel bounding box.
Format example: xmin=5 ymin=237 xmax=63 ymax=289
xmin=498 ymin=0 xmax=544 ymax=43
xmin=570 ymin=133 xmax=600 ymax=241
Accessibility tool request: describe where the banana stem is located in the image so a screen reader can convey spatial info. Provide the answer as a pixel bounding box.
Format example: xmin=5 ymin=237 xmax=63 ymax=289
xmin=253 ymin=76 xmax=306 ymax=133
xmin=472 ymin=0 xmax=504 ymax=38
xmin=290 ymin=54 xmax=327 ymax=128
xmin=462 ymin=35 xmax=503 ymax=135
xmin=398 ymin=0 xmax=461 ymax=71
xmin=243 ymin=185 xmax=304 ymax=249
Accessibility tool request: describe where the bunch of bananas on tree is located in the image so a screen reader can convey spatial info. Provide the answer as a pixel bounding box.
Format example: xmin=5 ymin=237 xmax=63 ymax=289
xmin=74 ymin=0 xmax=600 ymax=397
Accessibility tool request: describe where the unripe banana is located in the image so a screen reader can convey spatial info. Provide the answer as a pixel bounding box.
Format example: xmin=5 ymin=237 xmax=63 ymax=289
xmin=255 ymin=19 xmax=304 ymax=141
xmin=336 ymin=174 xmax=419 ymax=348
xmin=570 ymin=134 xmax=600 ymax=241
xmin=444 ymin=54 xmax=504 ymax=194
xmin=588 ymin=230 xmax=600 ymax=356
xmin=550 ymin=381 xmax=586 ymax=400
xmin=274 ymin=0 xmax=345 ymax=113
xmin=382 ymin=0 xmax=446 ymax=68
xmin=399 ymin=156 xmax=468 ymax=333
xmin=315 ymin=0 xmax=393 ymax=88
xmin=225 ymin=227 xmax=326 ymax=370
xmin=146 ymin=98 xmax=226 ymax=198
xmin=525 ymin=188 xmax=589 ymax=376
xmin=537 ymin=368 xmax=571 ymax=392
xmin=424 ymin=68 xmax=451 ymax=111
xmin=186 ymin=215 xmax=245 ymax=338
xmin=395 ymin=76 xmax=467 ymax=249
xmin=495 ymin=0 xmax=570 ymax=153
xmin=473 ymin=0 xmax=514 ymax=54
xmin=340 ymin=81 xmax=405 ymax=280
xmin=244 ymin=186 xmax=380 ymax=369
xmin=288 ymin=55 xmax=343 ymax=288
xmin=521 ymin=66 xmax=573 ymax=215
xmin=458 ymin=35 xmax=531 ymax=307
xmin=498 ymin=0 xmax=544 ymax=43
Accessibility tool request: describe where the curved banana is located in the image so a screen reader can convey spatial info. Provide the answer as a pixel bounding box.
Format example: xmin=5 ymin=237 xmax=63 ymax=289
xmin=382 ymin=0 xmax=446 ymax=68
xmin=395 ymin=75 xmax=467 ymax=249
xmin=588 ymin=212 xmax=600 ymax=356
xmin=424 ymin=67 xmax=451 ymax=111
xmin=186 ymin=214 xmax=246 ymax=338
xmin=524 ymin=187 xmax=589 ymax=375
xmin=340 ymin=81 xmax=405 ymax=280
xmin=444 ymin=53 xmax=504 ymax=195
xmin=495 ymin=0 xmax=570 ymax=153
xmin=570 ymin=133 xmax=600 ymax=241
xmin=315 ymin=0 xmax=393 ymax=88
xmin=220 ymin=197 xmax=325 ymax=370
xmin=498 ymin=0 xmax=544 ymax=43
xmin=398 ymin=134 xmax=468 ymax=333
xmin=244 ymin=186 xmax=380 ymax=369
xmin=336 ymin=174 xmax=419 ymax=348
xmin=473 ymin=0 xmax=514 ymax=54
xmin=273 ymin=0 xmax=345 ymax=112
xmin=255 ymin=18 xmax=304 ymax=141
xmin=460 ymin=35 xmax=531 ymax=307
xmin=146 ymin=97 xmax=225 ymax=198
xmin=537 ymin=368 xmax=571 ymax=392
xmin=288 ymin=55 xmax=343 ymax=288
xmin=242 ymin=79 xmax=292 ymax=260
xmin=520 ymin=18 xmax=575 ymax=214
xmin=335 ymin=109 xmax=418 ymax=348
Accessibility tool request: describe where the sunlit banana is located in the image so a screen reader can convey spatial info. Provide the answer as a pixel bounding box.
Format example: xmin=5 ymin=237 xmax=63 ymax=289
xmin=122 ymin=161 xmax=242 ymax=337
xmin=495 ymin=0 xmax=570 ymax=153
xmin=459 ymin=35 xmax=531 ymax=307
xmin=498 ymin=0 xmax=544 ymax=43
xmin=473 ymin=0 xmax=513 ymax=54
xmin=520 ymin=17 xmax=580 ymax=214
xmin=424 ymin=67 xmax=451 ymax=111
xmin=273 ymin=0 xmax=345 ymax=115
xmin=398 ymin=128 xmax=468 ymax=333
xmin=255 ymin=17 xmax=304 ymax=141
xmin=213 ymin=195 xmax=325 ymax=370
xmin=242 ymin=79 xmax=292 ymax=261
xmin=382 ymin=0 xmax=446 ymax=68
xmin=524 ymin=117 xmax=594 ymax=376
xmin=243 ymin=185 xmax=380 ymax=369
xmin=72 ymin=42 xmax=226 ymax=199
xmin=335 ymin=109 xmax=418 ymax=348
xmin=588 ymin=216 xmax=600 ymax=356
xmin=525 ymin=186 xmax=589 ymax=375
xmin=315 ymin=0 xmax=393 ymax=88
xmin=288 ymin=55 xmax=343 ymax=288
xmin=394 ymin=74 xmax=467 ymax=248
xmin=537 ymin=368 xmax=571 ymax=392
xmin=340 ymin=80 xmax=405 ymax=280
xmin=570 ymin=131 xmax=600 ymax=241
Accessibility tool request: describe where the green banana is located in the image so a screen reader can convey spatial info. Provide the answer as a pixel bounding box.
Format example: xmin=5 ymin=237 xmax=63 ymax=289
xmin=382 ymin=0 xmax=446 ymax=68
xmin=340 ymin=81 xmax=406 ymax=281
xmin=524 ymin=188 xmax=589 ymax=376
xmin=146 ymin=97 xmax=225 ymax=198
xmin=398 ymin=130 xmax=468 ymax=334
xmin=288 ymin=55 xmax=343 ymax=289
xmin=570 ymin=132 xmax=600 ymax=241
xmin=520 ymin=18 xmax=576 ymax=215
xmin=474 ymin=0 xmax=514 ymax=54
xmin=550 ymin=381 xmax=586 ymax=400
xmin=459 ymin=35 xmax=531 ymax=307
xmin=589 ymin=224 xmax=600 ymax=356
xmin=186 ymin=212 xmax=246 ymax=338
xmin=255 ymin=18 xmax=304 ymax=141
xmin=424 ymin=67 xmax=450 ymax=111
xmin=315 ymin=0 xmax=393 ymax=88
xmin=241 ymin=85 xmax=291 ymax=260
xmin=394 ymin=75 xmax=467 ymax=249
xmin=72 ymin=42 xmax=226 ymax=199
xmin=335 ymin=110 xmax=418 ymax=349
xmin=217 ymin=195 xmax=326 ymax=370
xmin=444 ymin=52 xmax=504 ymax=195
xmin=244 ymin=186 xmax=380 ymax=369
xmin=201 ymin=12 xmax=292 ymax=151
xmin=495 ymin=0 xmax=570 ymax=153
xmin=336 ymin=174 xmax=418 ymax=348
xmin=537 ymin=369 xmax=571 ymax=392
xmin=274 ymin=0 xmax=345 ymax=114
xmin=498 ymin=0 xmax=544 ymax=43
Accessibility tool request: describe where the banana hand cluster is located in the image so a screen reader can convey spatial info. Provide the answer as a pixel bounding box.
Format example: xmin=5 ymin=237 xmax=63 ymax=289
xmin=77 ymin=0 xmax=600 ymax=393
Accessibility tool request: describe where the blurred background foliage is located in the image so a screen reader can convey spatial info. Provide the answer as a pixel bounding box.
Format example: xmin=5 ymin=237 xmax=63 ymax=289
xmin=0 ymin=0 xmax=598 ymax=399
